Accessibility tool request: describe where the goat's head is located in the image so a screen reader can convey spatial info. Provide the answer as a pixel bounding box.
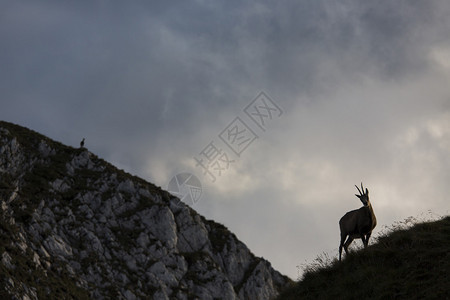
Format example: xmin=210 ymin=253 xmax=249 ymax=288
xmin=355 ymin=182 xmax=369 ymax=206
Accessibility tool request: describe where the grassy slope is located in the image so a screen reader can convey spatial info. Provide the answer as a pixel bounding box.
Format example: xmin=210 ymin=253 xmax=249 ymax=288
xmin=278 ymin=216 xmax=450 ymax=299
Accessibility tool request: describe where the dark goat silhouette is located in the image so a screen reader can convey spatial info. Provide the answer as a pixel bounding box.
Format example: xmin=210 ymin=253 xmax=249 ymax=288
xmin=339 ymin=183 xmax=377 ymax=261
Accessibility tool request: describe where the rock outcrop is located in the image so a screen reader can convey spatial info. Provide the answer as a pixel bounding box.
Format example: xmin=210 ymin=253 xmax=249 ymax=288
xmin=0 ymin=121 xmax=290 ymax=299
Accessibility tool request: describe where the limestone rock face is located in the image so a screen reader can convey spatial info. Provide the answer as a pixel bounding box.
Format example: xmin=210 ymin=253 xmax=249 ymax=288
xmin=0 ymin=121 xmax=290 ymax=299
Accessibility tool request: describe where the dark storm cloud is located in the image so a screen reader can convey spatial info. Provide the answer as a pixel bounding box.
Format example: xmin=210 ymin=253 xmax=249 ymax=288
xmin=2 ymin=0 xmax=446 ymax=126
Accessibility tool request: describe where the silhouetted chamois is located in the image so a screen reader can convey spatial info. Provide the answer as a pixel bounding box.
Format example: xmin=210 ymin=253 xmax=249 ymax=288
xmin=339 ymin=183 xmax=377 ymax=261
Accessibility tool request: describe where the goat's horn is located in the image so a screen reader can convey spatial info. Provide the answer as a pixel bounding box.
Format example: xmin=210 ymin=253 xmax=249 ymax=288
xmin=355 ymin=184 xmax=363 ymax=196
xmin=361 ymin=182 xmax=364 ymax=195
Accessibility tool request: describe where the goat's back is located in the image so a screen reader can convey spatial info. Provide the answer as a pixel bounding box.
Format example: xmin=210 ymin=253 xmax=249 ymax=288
xmin=339 ymin=206 xmax=372 ymax=235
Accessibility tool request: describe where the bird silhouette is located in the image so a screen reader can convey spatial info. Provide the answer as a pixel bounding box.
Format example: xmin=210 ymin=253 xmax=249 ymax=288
xmin=80 ymin=138 xmax=85 ymax=148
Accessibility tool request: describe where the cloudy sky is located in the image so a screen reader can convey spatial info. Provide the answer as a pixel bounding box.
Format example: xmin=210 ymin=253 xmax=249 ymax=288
xmin=2 ymin=0 xmax=450 ymax=279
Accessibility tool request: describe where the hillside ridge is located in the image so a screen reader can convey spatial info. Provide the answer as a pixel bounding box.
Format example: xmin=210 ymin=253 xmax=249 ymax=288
xmin=278 ymin=215 xmax=450 ymax=299
xmin=0 ymin=120 xmax=291 ymax=299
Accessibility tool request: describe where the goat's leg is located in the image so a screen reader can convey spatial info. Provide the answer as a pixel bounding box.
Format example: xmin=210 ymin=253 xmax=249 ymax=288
xmin=360 ymin=235 xmax=367 ymax=248
xmin=339 ymin=233 xmax=347 ymax=261
xmin=343 ymin=236 xmax=354 ymax=255
xmin=364 ymin=232 xmax=372 ymax=248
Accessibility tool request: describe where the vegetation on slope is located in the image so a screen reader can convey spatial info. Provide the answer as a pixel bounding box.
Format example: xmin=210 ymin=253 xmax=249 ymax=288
xmin=278 ymin=216 xmax=450 ymax=299
xmin=1 ymin=120 xmax=291 ymax=299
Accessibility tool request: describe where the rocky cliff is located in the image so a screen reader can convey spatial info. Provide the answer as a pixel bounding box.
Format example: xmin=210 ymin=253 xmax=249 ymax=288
xmin=0 ymin=121 xmax=290 ymax=299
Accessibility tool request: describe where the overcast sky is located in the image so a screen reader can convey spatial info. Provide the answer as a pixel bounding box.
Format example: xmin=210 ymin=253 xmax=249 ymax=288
xmin=2 ymin=0 xmax=450 ymax=279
